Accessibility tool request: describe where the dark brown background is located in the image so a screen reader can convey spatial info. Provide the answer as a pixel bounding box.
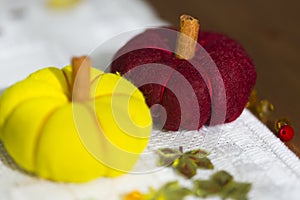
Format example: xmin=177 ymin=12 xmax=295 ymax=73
xmin=147 ymin=0 xmax=300 ymax=149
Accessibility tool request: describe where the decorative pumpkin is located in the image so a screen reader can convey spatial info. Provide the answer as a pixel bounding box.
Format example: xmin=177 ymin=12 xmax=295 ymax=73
xmin=111 ymin=15 xmax=256 ymax=130
xmin=0 ymin=56 xmax=152 ymax=182
xmin=48 ymin=0 xmax=81 ymax=8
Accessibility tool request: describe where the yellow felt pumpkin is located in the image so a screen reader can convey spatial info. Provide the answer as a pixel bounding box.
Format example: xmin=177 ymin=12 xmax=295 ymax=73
xmin=48 ymin=0 xmax=81 ymax=9
xmin=0 ymin=56 xmax=152 ymax=182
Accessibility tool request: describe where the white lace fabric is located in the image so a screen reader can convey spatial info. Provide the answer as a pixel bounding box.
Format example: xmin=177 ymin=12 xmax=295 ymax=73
xmin=0 ymin=110 xmax=300 ymax=200
xmin=0 ymin=1 xmax=299 ymax=199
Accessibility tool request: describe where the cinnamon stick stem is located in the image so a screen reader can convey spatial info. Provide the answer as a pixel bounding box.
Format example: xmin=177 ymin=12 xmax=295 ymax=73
xmin=71 ymin=56 xmax=91 ymax=102
xmin=175 ymin=14 xmax=200 ymax=60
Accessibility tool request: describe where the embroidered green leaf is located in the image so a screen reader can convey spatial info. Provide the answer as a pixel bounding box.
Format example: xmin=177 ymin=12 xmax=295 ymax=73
xmin=157 ymin=147 xmax=214 ymax=178
xmin=221 ymin=181 xmax=252 ymax=200
xmin=185 ymin=149 xmax=210 ymax=157
xmin=143 ymin=181 xmax=192 ymax=200
xmin=125 ymin=147 xmax=251 ymax=200
xmin=156 ymin=148 xmax=182 ymax=166
xmin=193 ymin=171 xmax=252 ymax=200
xmin=194 ymin=157 xmax=214 ymax=169
xmin=172 ymin=154 xmax=198 ymax=178
xmin=193 ymin=179 xmax=222 ymax=197
xmin=211 ymin=170 xmax=233 ymax=186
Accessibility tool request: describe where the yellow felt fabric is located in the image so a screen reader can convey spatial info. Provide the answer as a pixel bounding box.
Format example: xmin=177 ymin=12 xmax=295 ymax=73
xmin=0 ymin=65 xmax=152 ymax=182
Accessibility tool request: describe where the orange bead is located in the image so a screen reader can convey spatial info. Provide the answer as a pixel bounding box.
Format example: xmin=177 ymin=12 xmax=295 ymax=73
xmin=124 ymin=190 xmax=143 ymax=200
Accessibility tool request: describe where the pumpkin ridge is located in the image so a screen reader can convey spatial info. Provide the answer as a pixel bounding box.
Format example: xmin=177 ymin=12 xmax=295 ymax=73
xmin=63 ymin=67 xmax=104 ymax=102
xmin=1 ymin=97 xmax=67 ymax=172
xmin=32 ymin=103 xmax=67 ymax=172
xmin=27 ymin=67 xmax=71 ymax=98
xmin=62 ymin=69 xmax=72 ymax=100
xmin=80 ymin=104 xmax=110 ymax=175
xmin=30 ymin=79 xmax=69 ymax=97
xmin=93 ymin=93 xmax=145 ymax=103
xmin=159 ymin=63 xmax=178 ymax=103
xmin=1 ymin=96 xmax=68 ymax=140
xmin=83 ymin=100 xmax=150 ymax=175
xmin=0 ymin=80 xmax=68 ymax=129
xmin=89 ymin=73 xmax=104 ymax=100
xmin=90 ymin=73 xmax=104 ymax=86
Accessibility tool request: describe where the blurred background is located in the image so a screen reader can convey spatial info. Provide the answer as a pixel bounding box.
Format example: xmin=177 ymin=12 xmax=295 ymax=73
xmin=0 ymin=0 xmax=299 ymax=149
xmin=146 ymin=0 xmax=300 ymax=149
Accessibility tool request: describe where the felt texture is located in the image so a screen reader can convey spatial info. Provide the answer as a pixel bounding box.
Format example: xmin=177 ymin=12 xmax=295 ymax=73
xmin=111 ymin=28 xmax=256 ymax=130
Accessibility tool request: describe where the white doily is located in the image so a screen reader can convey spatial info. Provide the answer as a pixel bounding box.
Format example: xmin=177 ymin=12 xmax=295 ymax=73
xmin=0 ymin=109 xmax=300 ymax=200
xmin=0 ymin=1 xmax=299 ymax=200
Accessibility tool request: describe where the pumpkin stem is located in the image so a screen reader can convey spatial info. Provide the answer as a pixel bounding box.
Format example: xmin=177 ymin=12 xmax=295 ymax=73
xmin=71 ymin=56 xmax=91 ymax=102
xmin=175 ymin=14 xmax=200 ymax=60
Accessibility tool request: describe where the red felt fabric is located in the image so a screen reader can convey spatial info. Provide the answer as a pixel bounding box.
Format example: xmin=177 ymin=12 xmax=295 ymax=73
xmin=111 ymin=28 xmax=256 ymax=131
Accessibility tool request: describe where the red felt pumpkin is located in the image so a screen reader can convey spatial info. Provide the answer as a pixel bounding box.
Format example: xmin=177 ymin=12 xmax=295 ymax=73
xmin=111 ymin=15 xmax=256 ymax=131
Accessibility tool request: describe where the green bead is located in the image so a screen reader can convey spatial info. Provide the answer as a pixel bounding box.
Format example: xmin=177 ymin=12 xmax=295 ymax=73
xmin=246 ymin=90 xmax=258 ymax=110
xmin=275 ymin=118 xmax=291 ymax=131
xmin=256 ymin=100 xmax=274 ymax=122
